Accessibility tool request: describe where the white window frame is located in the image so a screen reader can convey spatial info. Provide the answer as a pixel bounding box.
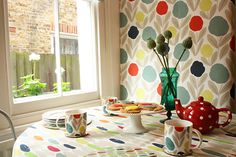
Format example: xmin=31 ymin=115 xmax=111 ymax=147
xmin=51 ymin=33 xmax=78 ymax=54
xmin=0 ymin=0 xmax=120 ymax=145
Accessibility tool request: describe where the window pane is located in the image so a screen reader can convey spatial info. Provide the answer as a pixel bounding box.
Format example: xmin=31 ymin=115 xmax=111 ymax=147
xmin=58 ymin=0 xmax=81 ymax=92
xmin=8 ymin=0 xmax=59 ymax=99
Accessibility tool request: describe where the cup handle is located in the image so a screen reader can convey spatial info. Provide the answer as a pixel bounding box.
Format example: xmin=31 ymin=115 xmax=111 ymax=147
xmin=87 ymin=120 xmax=92 ymax=126
xmin=191 ymin=128 xmax=203 ymax=149
xmin=55 ymin=115 xmax=65 ymax=130
xmin=216 ymin=108 xmax=232 ymax=128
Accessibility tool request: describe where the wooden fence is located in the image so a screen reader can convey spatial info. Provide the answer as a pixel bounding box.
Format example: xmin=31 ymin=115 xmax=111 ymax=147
xmin=11 ymin=52 xmax=80 ymax=92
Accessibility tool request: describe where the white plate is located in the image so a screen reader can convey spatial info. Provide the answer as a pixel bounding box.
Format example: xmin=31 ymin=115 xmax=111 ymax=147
xmin=42 ymin=110 xmax=66 ymax=121
xmin=43 ymin=118 xmax=65 ymax=123
xmin=43 ymin=122 xmax=65 ymax=129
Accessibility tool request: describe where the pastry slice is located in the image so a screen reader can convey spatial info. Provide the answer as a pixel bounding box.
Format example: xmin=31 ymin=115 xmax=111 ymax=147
xmin=120 ymin=105 xmax=141 ymax=113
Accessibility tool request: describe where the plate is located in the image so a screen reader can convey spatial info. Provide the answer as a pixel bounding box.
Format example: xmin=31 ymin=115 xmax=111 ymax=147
xmin=43 ymin=122 xmax=65 ymax=129
xmin=42 ymin=110 xmax=66 ymax=129
xmin=43 ymin=118 xmax=65 ymax=123
xmin=107 ymin=106 xmax=165 ymax=116
xmin=42 ymin=110 xmax=66 ymax=121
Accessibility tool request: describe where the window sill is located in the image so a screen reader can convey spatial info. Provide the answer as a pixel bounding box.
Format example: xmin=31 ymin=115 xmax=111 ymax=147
xmin=12 ymin=91 xmax=99 ymax=115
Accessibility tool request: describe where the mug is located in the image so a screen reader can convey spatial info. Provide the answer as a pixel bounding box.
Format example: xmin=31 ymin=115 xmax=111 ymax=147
xmin=102 ymin=96 xmax=118 ymax=115
xmin=57 ymin=109 xmax=90 ymax=138
xmin=163 ymin=119 xmax=203 ymax=156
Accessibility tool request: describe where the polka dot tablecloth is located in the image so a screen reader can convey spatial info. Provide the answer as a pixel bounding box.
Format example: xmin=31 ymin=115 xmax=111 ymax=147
xmin=13 ymin=106 xmax=236 ymax=157
xmin=120 ymin=0 xmax=235 ymax=109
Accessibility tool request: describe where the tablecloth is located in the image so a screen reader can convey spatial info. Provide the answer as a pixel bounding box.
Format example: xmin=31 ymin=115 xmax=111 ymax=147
xmin=12 ymin=106 xmax=236 ymax=157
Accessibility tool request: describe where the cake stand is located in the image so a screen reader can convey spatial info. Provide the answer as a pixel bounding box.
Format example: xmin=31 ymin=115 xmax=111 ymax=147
xmin=108 ymin=109 xmax=165 ymax=134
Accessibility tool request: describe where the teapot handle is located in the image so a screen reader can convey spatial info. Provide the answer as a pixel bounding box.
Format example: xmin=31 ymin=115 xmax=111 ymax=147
xmin=216 ymin=108 xmax=232 ymax=128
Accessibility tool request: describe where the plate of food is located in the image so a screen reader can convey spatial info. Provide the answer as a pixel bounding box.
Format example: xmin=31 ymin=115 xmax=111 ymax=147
xmin=107 ymin=102 xmax=165 ymax=116
xmin=106 ymin=102 xmax=165 ymax=133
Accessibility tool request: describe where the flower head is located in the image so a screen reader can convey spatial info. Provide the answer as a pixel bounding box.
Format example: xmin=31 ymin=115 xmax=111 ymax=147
xmin=156 ymin=43 xmax=169 ymax=56
xmin=182 ymin=37 xmax=192 ymax=49
xmin=164 ymin=43 xmax=170 ymax=53
xmin=156 ymin=34 xmax=165 ymax=44
xmin=29 ymin=52 xmax=40 ymax=61
xmin=147 ymin=38 xmax=156 ymax=49
xmin=164 ymin=30 xmax=172 ymax=40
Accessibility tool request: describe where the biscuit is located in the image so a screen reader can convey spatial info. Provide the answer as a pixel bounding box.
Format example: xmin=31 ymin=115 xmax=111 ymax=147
xmin=120 ymin=105 xmax=141 ymax=113
xmin=138 ymin=103 xmax=157 ymax=111
xmin=122 ymin=103 xmax=136 ymax=107
xmin=108 ymin=103 xmax=123 ymax=111
xmin=153 ymin=105 xmax=164 ymax=111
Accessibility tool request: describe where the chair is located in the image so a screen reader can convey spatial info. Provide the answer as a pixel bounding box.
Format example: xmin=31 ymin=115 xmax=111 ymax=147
xmin=0 ymin=109 xmax=16 ymax=141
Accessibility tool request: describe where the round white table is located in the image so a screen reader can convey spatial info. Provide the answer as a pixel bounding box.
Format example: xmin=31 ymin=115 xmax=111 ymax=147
xmin=12 ymin=106 xmax=236 ymax=157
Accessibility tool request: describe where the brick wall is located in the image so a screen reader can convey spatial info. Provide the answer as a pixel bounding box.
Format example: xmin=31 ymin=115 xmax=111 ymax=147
xmin=8 ymin=0 xmax=77 ymax=54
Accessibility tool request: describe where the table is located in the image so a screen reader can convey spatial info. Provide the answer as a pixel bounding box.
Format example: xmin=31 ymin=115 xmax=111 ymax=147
xmin=12 ymin=106 xmax=236 ymax=157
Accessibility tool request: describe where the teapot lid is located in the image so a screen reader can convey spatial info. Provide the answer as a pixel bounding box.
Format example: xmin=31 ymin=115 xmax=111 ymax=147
xmin=197 ymin=96 xmax=212 ymax=106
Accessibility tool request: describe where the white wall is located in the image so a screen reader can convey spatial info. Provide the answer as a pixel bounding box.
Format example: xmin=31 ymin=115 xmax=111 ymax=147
xmin=99 ymin=0 xmax=120 ymax=98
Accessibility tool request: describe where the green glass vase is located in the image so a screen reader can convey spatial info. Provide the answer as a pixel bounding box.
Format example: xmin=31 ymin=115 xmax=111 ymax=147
xmin=159 ymin=67 xmax=179 ymax=122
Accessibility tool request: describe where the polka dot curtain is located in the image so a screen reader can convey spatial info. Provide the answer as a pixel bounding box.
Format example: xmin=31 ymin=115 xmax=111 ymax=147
xmin=120 ymin=0 xmax=235 ymax=109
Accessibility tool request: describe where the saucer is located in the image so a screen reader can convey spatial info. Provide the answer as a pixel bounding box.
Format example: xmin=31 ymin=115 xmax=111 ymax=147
xmin=163 ymin=147 xmax=192 ymax=156
xmin=65 ymin=133 xmax=89 ymax=138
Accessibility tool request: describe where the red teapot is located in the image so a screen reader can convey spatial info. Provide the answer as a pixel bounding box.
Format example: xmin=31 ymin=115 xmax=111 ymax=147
xmin=175 ymin=96 xmax=232 ymax=134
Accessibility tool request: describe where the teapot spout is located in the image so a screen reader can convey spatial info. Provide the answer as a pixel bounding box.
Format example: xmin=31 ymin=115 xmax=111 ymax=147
xmin=174 ymin=98 xmax=184 ymax=119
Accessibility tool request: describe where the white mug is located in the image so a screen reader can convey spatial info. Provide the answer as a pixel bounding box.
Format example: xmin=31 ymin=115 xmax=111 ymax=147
xmin=163 ymin=119 xmax=203 ymax=156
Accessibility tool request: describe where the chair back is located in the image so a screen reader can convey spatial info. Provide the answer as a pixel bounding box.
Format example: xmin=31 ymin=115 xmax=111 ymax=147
xmin=0 ymin=109 xmax=16 ymax=141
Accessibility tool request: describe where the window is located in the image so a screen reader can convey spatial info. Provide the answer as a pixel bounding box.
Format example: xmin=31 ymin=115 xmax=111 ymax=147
xmin=0 ymin=0 xmax=119 ymax=130
xmin=5 ymin=0 xmax=101 ymax=114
